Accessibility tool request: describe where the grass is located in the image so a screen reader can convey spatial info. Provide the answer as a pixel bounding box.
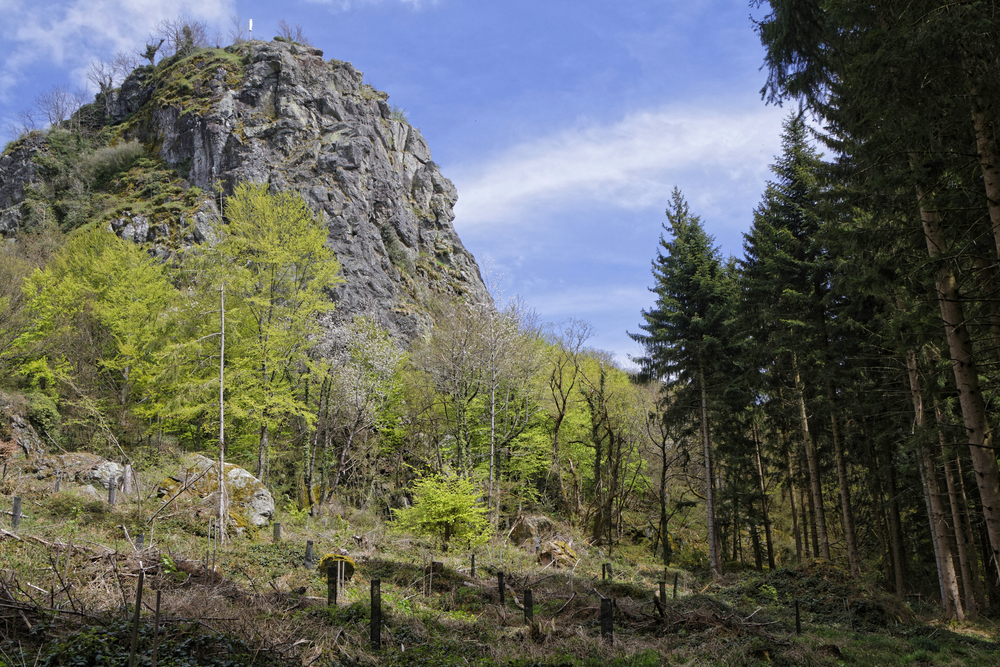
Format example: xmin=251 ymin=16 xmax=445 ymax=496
xmin=1 ymin=455 xmax=998 ymax=666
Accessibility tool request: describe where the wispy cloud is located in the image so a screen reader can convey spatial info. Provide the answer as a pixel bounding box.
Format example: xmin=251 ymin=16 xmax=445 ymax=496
xmin=451 ymin=104 xmax=786 ymax=228
xmin=0 ymin=0 xmax=232 ymax=101
xmin=304 ymin=0 xmax=436 ymax=9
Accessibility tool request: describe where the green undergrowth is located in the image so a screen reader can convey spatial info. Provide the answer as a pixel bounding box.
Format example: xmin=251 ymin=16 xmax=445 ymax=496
xmin=2 ymin=470 xmax=998 ymax=667
xmin=0 ymin=617 xmax=281 ymax=667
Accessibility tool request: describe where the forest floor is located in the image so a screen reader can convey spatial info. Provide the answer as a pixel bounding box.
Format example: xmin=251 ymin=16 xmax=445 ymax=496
xmin=1 ymin=464 xmax=998 ymax=667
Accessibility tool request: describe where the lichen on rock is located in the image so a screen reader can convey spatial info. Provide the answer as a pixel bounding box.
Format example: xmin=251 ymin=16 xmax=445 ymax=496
xmin=158 ymin=453 xmax=275 ymax=528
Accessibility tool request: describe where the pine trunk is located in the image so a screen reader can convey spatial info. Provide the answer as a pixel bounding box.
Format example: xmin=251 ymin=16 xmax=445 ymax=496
xmin=916 ymin=185 xmax=1000 ymax=582
xmin=786 ymin=447 xmax=802 ymax=563
xmin=907 ymin=349 xmax=963 ymax=618
xmin=794 ymin=354 xmax=829 ymax=559
xmin=935 ymin=401 xmax=980 ymax=615
xmin=827 ymin=383 xmax=859 ymax=576
xmin=753 ymin=421 xmax=776 ymax=569
xmin=699 ymin=357 xmax=721 ymax=578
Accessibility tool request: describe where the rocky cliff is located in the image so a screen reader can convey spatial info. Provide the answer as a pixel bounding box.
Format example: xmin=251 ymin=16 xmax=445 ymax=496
xmin=0 ymin=39 xmax=489 ymax=341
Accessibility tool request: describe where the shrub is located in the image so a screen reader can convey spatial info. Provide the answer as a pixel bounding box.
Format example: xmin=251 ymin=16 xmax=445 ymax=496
xmin=82 ymin=140 xmax=145 ymax=184
xmin=392 ymin=475 xmax=491 ymax=550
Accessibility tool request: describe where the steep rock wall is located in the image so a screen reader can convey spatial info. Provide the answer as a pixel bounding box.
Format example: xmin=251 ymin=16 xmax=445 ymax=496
xmin=1 ymin=40 xmax=489 ymax=342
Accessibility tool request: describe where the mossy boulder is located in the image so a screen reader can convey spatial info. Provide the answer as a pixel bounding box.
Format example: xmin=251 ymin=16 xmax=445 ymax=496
xmin=538 ymin=540 xmax=577 ymax=568
xmin=158 ymin=454 xmax=275 ymax=527
xmin=317 ymin=553 xmax=355 ymax=580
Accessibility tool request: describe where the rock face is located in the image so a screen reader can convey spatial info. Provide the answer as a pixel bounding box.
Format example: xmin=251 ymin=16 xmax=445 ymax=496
xmin=1 ymin=39 xmax=489 ymax=341
xmin=0 ymin=398 xmax=46 ymax=464
xmin=158 ymin=454 xmax=275 ymax=528
xmin=0 ymin=133 xmax=42 ymax=238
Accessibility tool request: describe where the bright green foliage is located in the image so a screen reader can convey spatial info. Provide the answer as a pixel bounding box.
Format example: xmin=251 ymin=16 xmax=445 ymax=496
xmin=220 ymin=183 xmax=343 ymax=478
xmin=160 ymin=183 xmax=343 ymax=475
xmin=20 ymin=227 xmax=177 ymax=418
xmin=393 ymin=475 xmax=492 ymax=549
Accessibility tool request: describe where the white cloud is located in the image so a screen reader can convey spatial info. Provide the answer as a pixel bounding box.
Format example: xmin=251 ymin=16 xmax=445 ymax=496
xmin=0 ymin=0 xmax=233 ymax=100
xmin=451 ymin=104 xmax=786 ymax=228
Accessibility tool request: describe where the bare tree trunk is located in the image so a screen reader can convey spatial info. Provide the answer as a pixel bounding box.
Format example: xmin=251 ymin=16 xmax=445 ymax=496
xmin=955 ymin=457 xmax=986 ymax=609
xmin=916 ymin=184 xmax=1000 ymax=582
xmin=794 ymin=354 xmax=829 ymax=559
xmin=218 ymin=283 xmax=227 ymax=543
xmin=699 ymin=358 xmax=721 ymax=578
xmin=907 ymin=348 xmax=963 ymax=618
xmin=827 ymin=384 xmax=859 ymax=576
xmin=935 ymin=400 xmax=980 ymax=615
xmin=786 ymin=446 xmax=802 ymax=563
xmin=752 ymin=420 xmax=775 ymax=569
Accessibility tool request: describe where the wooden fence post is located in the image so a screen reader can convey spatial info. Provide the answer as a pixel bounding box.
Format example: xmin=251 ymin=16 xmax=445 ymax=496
xmin=152 ymin=590 xmax=161 ymax=667
xmin=524 ymin=588 xmax=533 ymax=624
xmin=108 ymin=478 xmax=117 ymax=506
xmin=273 ymin=522 xmax=281 ymax=542
xmin=600 ymin=597 xmax=613 ymax=642
xmin=471 ymin=553 xmax=476 ymax=578
xmin=305 ymin=541 xmax=314 ymax=569
xmin=656 ymin=581 xmax=666 ymax=617
xmin=128 ymin=570 xmax=145 ymax=667
xmin=371 ymin=579 xmax=381 ymax=650
xmin=11 ymin=497 xmax=21 ymax=531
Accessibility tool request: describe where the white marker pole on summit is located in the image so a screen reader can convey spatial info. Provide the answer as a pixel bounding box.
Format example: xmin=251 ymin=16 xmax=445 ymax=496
xmin=249 ymin=19 xmax=253 ymax=39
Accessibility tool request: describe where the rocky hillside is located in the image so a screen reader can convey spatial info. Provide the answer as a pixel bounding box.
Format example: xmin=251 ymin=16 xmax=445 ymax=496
xmin=0 ymin=38 xmax=489 ymax=341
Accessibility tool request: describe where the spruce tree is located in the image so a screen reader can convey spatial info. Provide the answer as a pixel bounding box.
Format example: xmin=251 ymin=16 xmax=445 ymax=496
xmin=632 ymin=188 xmax=734 ymax=577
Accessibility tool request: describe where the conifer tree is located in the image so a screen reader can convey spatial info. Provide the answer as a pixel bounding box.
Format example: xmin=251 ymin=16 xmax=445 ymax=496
xmin=632 ymin=189 xmax=734 ymax=577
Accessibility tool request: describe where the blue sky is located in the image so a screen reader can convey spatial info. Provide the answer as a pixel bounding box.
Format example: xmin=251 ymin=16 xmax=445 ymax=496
xmin=0 ymin=0 xmax=787 ymax=366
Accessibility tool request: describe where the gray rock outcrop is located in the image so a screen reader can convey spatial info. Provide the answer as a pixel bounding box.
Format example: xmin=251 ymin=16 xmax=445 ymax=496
xmin=0 ymin=39 xmax=490 ymax=343
xmin=31 ymin=452 xmax=124 ymax=489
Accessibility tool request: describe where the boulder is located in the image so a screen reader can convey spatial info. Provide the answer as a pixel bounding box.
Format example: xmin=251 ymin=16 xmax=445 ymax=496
xmin=538 ymin=540 xmax=578 ymax=569
xmin=508 ymin=514 xmax=558 ymax=546
xmin=31 ymin=453 xmax=123 ymax=490
xmin=158 ymin=454 xmax=275 ymax=528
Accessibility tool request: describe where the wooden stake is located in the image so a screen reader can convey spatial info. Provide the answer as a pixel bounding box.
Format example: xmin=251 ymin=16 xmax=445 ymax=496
xmin=524 ymin=588 xmax=533 ymax=624
xmin=11 ymin=497 xmax=21 ymax=531
xmin=128 ymin=570 xmax=145 ymax=667
xmin=370 ymin=579 xmax=381 ymax=650
xmin=600 ymin=597 xmax=613 ymax=642
xmin=152 ymin=590 xmax=161 ymax=667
